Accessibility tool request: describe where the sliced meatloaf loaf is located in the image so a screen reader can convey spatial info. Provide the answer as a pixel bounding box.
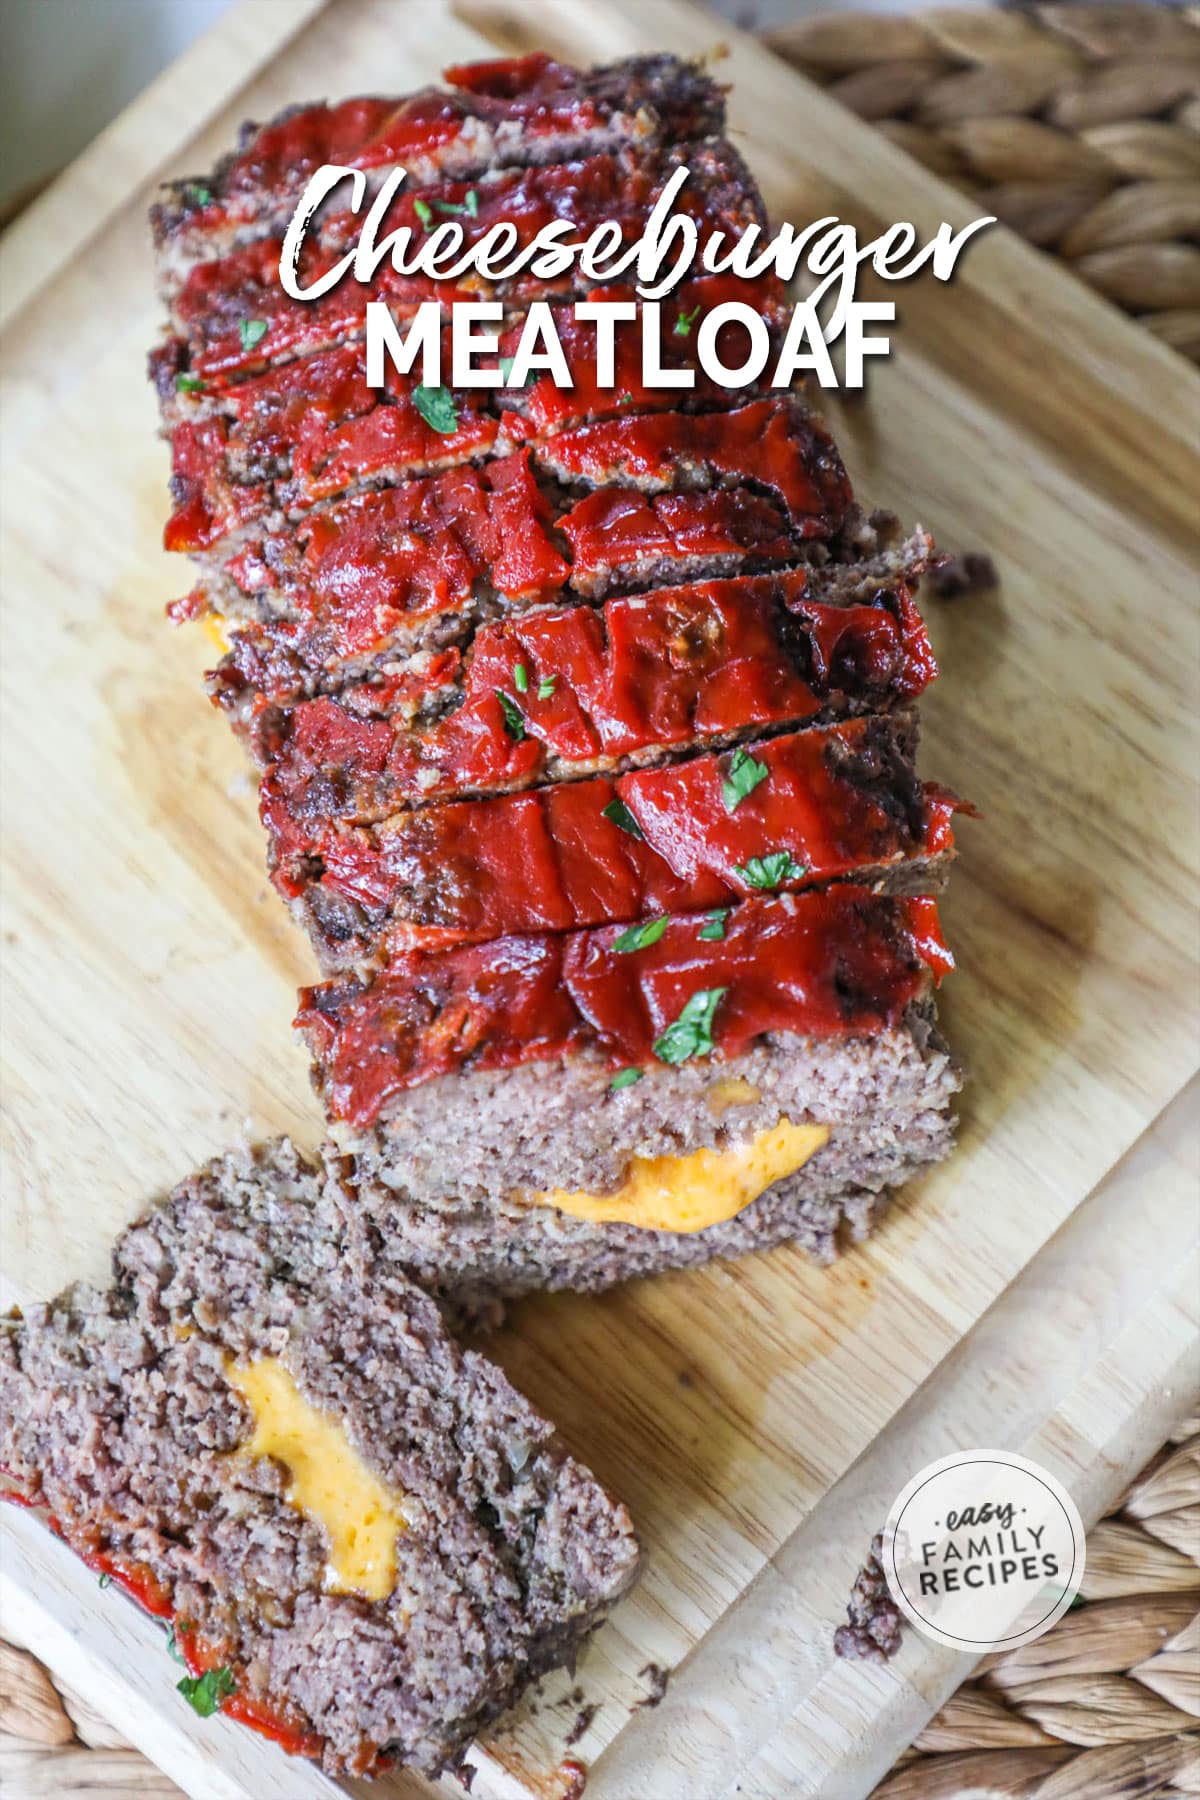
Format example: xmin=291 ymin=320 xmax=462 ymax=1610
xmin=271 ymin=716 xmax=962 ymax=969
xmin=296 ymin=889 xmax=960 ymax=1291
xmin=152 ymin=52 xmax=725 ymax=292
xmin=0 ymin=1140 xmax=639 ymax=1779
xmin=144 ymin=51 xmax=968 ymax=1305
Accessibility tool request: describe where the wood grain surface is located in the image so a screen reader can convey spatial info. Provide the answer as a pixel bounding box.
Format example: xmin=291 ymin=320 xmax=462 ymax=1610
xmin=1 ymin=2 xmax=1197 ymax=1796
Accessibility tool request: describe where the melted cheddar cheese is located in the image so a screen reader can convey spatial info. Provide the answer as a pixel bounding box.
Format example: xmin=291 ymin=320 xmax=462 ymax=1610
xmin=202 ymin=614 xmax=230 ymax=655
xmin=225 ymin=1357 xmax=407 ymax=1601
xmin=531 ymin=1119 xmax=830 ymax=1234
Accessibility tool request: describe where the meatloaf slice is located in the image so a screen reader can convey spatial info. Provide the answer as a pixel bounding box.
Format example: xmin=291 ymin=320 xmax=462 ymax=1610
xmin=0 ymin=1140 xmax=639 ymax=1780
xmin=249 ymin=547 xmax=935 ymax=818
xmin=272 ymin=716 xmax=961 ymax=969
xmin=167 ymin=140 xmax=766 ymax=385
xmin=152 ymin=52 xmax=725 ymax=293
xmin=152 ymin=273 xmax=789 ymax=557
xmin=330 ymin=996 xmax=958 ymax=1307
xmin=297 ymin=888 xmax=957 ymax=1216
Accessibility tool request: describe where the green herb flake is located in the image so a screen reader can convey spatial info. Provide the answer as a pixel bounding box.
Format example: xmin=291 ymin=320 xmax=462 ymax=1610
xmin=175 ymin=373 xmax=204 ymax=395
xmin=733 ymin=851 xmax=807 ymax=891
xmin=653 ymin=987 xmax=727 ymax=1066
xmin=617 ymin=390 xmax=636 ymax=406
xmin=238 ymin=318 xmax=268 ymax=352
xmin=699 ymin=908 xmax=729 ymax=941
xmin=610 ymin=1067 xmax=642 ymax=1091
xmin=612 ymin=916 xmax=668 ymax=954
xmin=498 ymin=354 xmax=532 ymax=389
xmin=98 ymin=1572 xmax=113 ymax=1589
xmin=184 ymin=182 xmax=212 ymax=207
xmin=433 ymin=188 xmax=479 ymax=218
xmin=413 ymin=384 xmax=459 ymax=435
xmin=413 ymin=197 xmax=433 ymax=228
xmin=494 ymin=690 xmax=526 ymax=742
xmin=674 ymin=303 xmax=702 ymax=337
xmin=512 ymin=662 xmax=529 ymax=694
xmin=721 ymin=746 xmax=769 ymax=813
xmin=166 ymin=1627 xmax=186 ymax=1666
xmin=601 ymin=797 xmax=644 ymax=840
xmin=537 ymin=675 xmax=557 ymax=700
xmin=177 ymin=1666 xmax=235 ymax=1719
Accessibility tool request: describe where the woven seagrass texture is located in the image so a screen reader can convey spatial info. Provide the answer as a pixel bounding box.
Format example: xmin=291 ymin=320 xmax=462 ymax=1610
xmin=765 ymin=3 xmax=1200 ymax=362
xmin=873 ymin=1419 xmax=1200 ymax=1798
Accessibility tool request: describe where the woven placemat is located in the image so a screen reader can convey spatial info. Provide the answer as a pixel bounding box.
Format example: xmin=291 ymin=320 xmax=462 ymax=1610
xmin=2 ymin=1421 xmax=1196 ymax=1794
xmin=764 ymin=2 xmax=1200 ymax=362
xmin=874 ymin=1415 xmax=1200 ymax=1798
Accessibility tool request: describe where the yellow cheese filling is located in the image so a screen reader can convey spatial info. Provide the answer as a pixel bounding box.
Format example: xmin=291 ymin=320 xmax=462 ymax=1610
xmin=225 ymin=1357 xmax=407 ymax=1601
xmin=531 ymin=1118 xmax=830 ymax=1234
xmin=202 ymin=613 xmax=230 ymax=654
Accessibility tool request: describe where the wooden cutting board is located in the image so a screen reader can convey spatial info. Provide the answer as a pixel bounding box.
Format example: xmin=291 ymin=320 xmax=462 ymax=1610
xmin=1 ymin=2 xmax=1197 ymax=1796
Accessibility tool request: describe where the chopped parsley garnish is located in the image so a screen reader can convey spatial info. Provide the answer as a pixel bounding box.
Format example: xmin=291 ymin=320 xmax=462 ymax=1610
xmin=413 ymin=198 xmax=433 ymax=228
xmin=166 ymin=1627 xmax=186 ymax=1666
xmin=494 ymin=690 xmax=526 ymax=741
xmin=722 ymin=746 xmax=769 ymax=813
xmin=733 ymin=851 xmax=806 ymax=890
xmin=617 ymin=390 xmax=636 ymax=405
xmin=675 ymin=304 xmax=702 ymax=337
xmin=238 ymin=318 xmax=268 ymax=352
xmin=177 ymin=1666 xmax=235 ymax=1719
xmin=434 ymin=189 xmax=479 ymax=217
xmin=653 ymin=987 xmax=727 ymax=1065
xmin=613 ymin=916 xmax=668 ymax=954
xmin=610 ymin=1067 xmax=642 ymax=1091
xmin=699 ymin=908 xmax=729 ymax=940
xmin=537 ymin=675 xmax=557 ymax=700
xmin=175 ymin=373 xmax=204 ymax=394
xmin=413 ymin=383 xmax=459 ymax=434
xmin=98 ymin=1572 xmax=112 ymax=1588
xmin=513 ymin=662 xmax=529 ymax=693
xmin=601 ymin=797 xmax=644 ymax=839
xmin=498 ymin=355 xmax=531 ymax=389
xmin=184 ymin=182 xmax=212 ymax=207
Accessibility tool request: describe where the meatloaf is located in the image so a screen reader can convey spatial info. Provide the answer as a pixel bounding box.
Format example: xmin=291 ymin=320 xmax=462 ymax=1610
xmin=0 ymin=1140 xmax=639 ymax=1779
xmin=147 ymin=52 xmax=968 ymax=1303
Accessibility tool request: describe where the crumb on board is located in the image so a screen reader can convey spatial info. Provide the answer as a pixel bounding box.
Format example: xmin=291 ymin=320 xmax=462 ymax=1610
xmin=634 ymin=1662 xmax=670 ymax=1709
xmin=832 ymin=1531 xmax=903 ymax=1663
xmin=926 ymin=550 xmax=999 ymax=600
xmin=565 ymin=1702 xmax=599 ymax=1746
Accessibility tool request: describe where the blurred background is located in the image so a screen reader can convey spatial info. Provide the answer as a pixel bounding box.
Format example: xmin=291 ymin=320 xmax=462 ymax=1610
xmin=0 ymin=0 xmax=983 ymax=219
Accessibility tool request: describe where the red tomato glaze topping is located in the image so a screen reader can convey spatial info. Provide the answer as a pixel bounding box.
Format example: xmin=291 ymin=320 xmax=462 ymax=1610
xmin=257 ymin=568 xmax=936 ymax=829
xmin=275 ymin=720 xmax=960 ymax=956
